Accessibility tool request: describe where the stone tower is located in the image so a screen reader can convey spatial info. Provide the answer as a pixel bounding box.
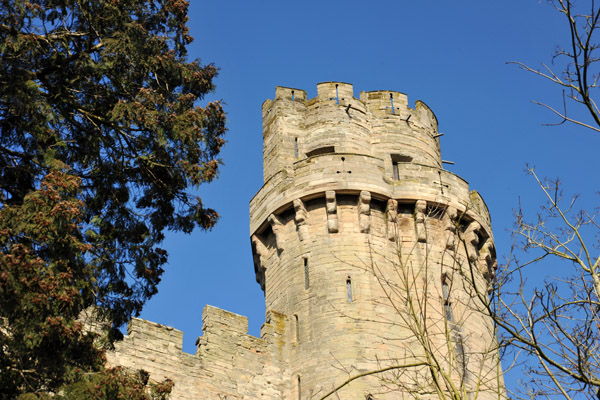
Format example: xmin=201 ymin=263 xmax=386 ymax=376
xmin=104 ymin=82 xmax=503 ymax=400
xmin=249 ymin=82 xmax=502 ymax=399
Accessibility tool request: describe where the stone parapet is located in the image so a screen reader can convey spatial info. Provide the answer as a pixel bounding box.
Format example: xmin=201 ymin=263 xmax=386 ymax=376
xmin=260 ymin=82 xmax=443 ymax=183
xmin=106 ymin=305 xmax=286 ymax=400
xmin=246 ymin=83 xmax=502 ymax=399
xmin=106 ymin=82 xmax=503 ymax=400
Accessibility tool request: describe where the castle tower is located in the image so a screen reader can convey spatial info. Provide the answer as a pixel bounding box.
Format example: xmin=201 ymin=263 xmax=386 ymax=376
xmin=104 ymin=82 xmax=503 ymax=400
xmin=250 ymin=82 xmax=503 ymax=399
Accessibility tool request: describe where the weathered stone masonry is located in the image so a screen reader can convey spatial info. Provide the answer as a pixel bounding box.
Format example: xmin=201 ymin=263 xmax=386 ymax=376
xmin=107 ymin=82 xmax=504 ymax=399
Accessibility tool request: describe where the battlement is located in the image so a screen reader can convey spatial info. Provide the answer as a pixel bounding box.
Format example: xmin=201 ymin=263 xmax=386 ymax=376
xmin=274 ymin=86 xmax=307 ymax=102
xmin=201 ymin=304 xmax=249 ymax=335
xmin=125 ymin=317 xmax=184 ymax=353
xmin=106 ymin=82 xmax=503 ymax=400
xmin=260 ymin=82 xmax=442 ymax=183
xmin=316 ymin=81 xmax=354 ymax=102
xmin=251 ymin=79 xmax=491 ymax=241
xmin=360 ymin=89 xmax=409 ymax=117
xmin=248 ymin=86 xmax=501 ymax=400
xmin=106 ymin=305 xmax=288 ymax=400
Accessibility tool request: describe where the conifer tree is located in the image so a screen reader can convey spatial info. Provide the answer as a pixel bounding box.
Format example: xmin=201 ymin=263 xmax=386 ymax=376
xmin=0 ymin=0 xmax=225 ymax=396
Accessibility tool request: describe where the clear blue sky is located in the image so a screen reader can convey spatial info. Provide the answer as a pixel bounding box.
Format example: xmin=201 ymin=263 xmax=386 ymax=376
xmin=139 ymin=0 xmax=599 ymax=389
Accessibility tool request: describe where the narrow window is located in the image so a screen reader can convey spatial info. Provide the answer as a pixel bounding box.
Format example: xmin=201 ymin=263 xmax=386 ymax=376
xmin=442 ymin=274 xmax=468 ymax=382
xmin=304 ymin=257 xmax=309 ymax=289
xmin=297 ymin=375 xmax=301 ymax=400
xmin=346 ymin=277 xmax=352 ymax=303
xmin=455 ymin=332 xmax=467 ymax=378
xmin=391 ymin=154 xmax=413 ymax=180
xmin=442 ymin=276 xmax=452 ymax=322
xmin=450 ymin=330 xmax=469 ymax=384
xmin=294 ymin=137 xmax=299 ymax=158
xmin=294 ymin=314 xmax=299 ymax=343
xmin=334 ymin=83 xmax=339 ymax=104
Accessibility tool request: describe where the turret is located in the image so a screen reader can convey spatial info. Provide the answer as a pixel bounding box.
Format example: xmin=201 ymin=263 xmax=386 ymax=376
xmin=250 ymin=82 xmax=502 ymax=399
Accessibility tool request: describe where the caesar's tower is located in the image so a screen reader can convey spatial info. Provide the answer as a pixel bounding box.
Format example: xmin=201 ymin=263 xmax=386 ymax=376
xmin=250 ymin=82 xmax=503 ymax=399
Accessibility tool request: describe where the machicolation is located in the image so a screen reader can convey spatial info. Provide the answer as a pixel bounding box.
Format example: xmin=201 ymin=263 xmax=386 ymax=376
xmin=107 ymin=82 xmax=504 ymax=399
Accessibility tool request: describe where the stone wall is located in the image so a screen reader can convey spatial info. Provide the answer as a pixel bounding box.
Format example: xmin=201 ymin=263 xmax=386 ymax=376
xmin=250 ymin=82 xmax=502 ymax=399
xmin=106 ymin=306 xmax=287 ymax=399
xmin=106 ymin=82 xmax=504 ymax=400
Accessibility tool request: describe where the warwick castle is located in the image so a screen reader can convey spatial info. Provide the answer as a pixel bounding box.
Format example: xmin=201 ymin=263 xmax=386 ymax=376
xmin=101 ymin=82 xmax=504 ymax=399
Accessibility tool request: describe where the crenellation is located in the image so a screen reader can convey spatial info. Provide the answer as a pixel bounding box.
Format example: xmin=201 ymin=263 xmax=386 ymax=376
xmin=316 ymin=81 xmax=354 ymax=103
xmin=248 ymin=83 xmax=502 ymax=400
xmin=106 ymin=304 xmax=289 ymax=400
xmin=106 ymin=82 xmax=503 ymax=400
xmin=360 ymin=90 xmax=409 ymax=117
xmin=261 ymin=90 xmax=307 ymax=182
xmin=260 ymin=82 xmax=445 ymax=187
xmin=275 ymin=86 xmax=307 ymax=102
xmin=125 ymin=318 xmax=184 ymax=353
xmin=201 ymin=305 xmax=249 ymax=335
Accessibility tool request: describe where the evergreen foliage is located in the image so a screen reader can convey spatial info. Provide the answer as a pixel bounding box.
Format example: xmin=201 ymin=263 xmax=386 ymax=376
xmin=0 ymin=0 xmax=225 ymax=396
